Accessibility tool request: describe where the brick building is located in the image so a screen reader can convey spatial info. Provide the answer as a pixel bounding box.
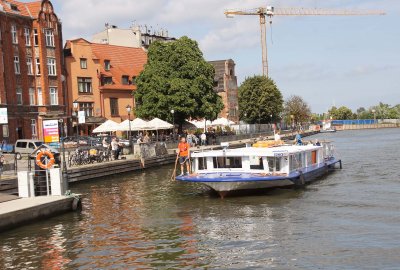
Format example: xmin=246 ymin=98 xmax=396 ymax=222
xmin=209 ymin=59 xmax=239 ymax=123
xmin=0 ymin=0 xmax=65 ymax=143
xmin=64 ymin=39 xmax=147 ymax=135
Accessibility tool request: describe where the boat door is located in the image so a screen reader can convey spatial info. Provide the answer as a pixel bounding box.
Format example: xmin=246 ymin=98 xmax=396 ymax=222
xmin=311 ymin=151 xmax=317 ymax=164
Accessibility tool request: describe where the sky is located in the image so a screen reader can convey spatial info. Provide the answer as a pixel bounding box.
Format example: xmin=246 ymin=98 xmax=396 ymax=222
xmin=34 ymin=0 xmax=400 ymax=113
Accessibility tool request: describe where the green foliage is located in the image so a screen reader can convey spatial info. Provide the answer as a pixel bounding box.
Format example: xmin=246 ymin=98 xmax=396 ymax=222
xmin=329 ymin=106 xmax=353 ymax=120
xmin=372 ymin=102 xmax=400 ymax=119
xmin=326 ymin=103 xmax=400 ymax=120
xmin=284 ymin=95 xmax=311 ymax=124
xmin=238 ymin=76 xmax=283 ymax=124
xmin=134 ymin=36 xmax=223 ymax=129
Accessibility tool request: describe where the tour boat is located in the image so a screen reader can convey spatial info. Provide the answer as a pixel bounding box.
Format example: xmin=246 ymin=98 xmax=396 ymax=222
xmin=175 ymin=141 xmax=342 ymax=198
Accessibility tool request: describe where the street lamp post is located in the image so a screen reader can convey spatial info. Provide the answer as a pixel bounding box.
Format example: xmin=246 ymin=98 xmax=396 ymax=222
xmin=372 ymin=109 xmax=376 ymax=128
xmin=73 ymin=101 xmax=79 ymax=140
xmin=126 ymin=105 xmax=132 ymax=149
xmin=171 ymin=109 xmax=175 ymax=141
xmin=244 ymin=112 xmax=248 ymax=135
xmin=270 ymin=114 xmax=273 ymax=133
xmin=290 ymin=115 xmax=294 ymax=131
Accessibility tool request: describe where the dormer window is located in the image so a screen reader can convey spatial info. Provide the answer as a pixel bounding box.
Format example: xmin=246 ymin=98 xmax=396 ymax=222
xmin=104 ymin=60 xmax=110 ymax=71
xmin=132 ymin=76 xmax=137 ymax=85
xmin=11 ymin=4 xmax=19 ymax=11
xmin=122 ymin=75 xmax=129 ymax=85
xmin=101 ymin=76 xmax=113 ymax=86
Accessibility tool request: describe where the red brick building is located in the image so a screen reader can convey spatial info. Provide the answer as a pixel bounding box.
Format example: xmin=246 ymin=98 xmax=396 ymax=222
xmin=209 ymin=59 xmax=239 ymax=123
xmin=0 ymin=0 xmax=65 ymax=143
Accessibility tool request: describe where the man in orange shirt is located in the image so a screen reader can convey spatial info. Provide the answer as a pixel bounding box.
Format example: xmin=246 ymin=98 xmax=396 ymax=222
xmin=178 ymin=136 xmax=190 ymax=176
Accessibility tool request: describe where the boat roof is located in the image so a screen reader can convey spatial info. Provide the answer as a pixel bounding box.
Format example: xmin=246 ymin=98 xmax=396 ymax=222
xmin=191 ymin=144 xmax=322 ymax=158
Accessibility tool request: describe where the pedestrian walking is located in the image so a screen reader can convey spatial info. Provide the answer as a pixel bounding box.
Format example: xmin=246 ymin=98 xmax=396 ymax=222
xmin=200 ymin=132 xmax=207 ymax=146
xmin=0 ymin=154 xmax=5 ymax=179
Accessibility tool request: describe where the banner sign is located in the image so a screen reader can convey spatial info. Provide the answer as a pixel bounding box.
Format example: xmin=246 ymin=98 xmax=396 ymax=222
xmin=0 ymin=108 xmax=8 ymax=124
xmin=78 ymin=111 xmax=86 ymax=124
xmin=43 ymin=120 xmax=59 ymax=143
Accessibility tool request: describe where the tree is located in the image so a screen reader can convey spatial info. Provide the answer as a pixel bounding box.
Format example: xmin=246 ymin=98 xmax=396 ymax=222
xmin=134 ymin=36 xmax=223 ymax=131
xmin=284 ymin=95 xmax=311 ymax=125
xmin=238 ymin=76 xmax=283 ymax=124
xmin=329 ymin=106 xmax=353 ymax=120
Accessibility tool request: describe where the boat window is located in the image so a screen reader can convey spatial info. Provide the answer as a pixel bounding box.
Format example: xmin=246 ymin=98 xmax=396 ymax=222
xmin=250 ymin=156 xmax=264 ymax=170
xmin=306 ymin=151 xmax=312 ymax=166
xmin=213 ymin=156 xmax=242 ymax=169
xmin=267 ymin=157 xmax=281 ymax=172
xmin=289 ymin=155 xmax=299 ymax=172
xmin=198 ymin=157 xmax=207 ymax=170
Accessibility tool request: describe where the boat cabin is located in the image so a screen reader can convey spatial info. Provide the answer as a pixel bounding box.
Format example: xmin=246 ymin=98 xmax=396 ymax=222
xmin=191 ymin=143 xmax=335 ymax=176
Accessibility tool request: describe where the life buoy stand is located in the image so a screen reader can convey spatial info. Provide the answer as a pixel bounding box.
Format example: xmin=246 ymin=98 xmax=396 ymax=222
xmin=36 ymin=150 xmax=55 ymax=169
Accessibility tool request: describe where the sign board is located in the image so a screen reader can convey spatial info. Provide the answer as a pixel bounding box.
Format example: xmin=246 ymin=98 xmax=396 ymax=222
xmin=78 ymin=111 xmax=86 ymax=124
xmin=0 ymin=108 xmax=8 ymax=124
xmin=43 ymin=120 xmax=59 ymax=143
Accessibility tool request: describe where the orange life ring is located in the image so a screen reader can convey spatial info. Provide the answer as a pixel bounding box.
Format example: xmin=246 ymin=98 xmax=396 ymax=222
xmin=36 ymin=150 xmax=55 ymax=169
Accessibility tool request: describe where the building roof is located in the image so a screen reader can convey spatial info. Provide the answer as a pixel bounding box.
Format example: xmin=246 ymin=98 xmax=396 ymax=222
xmin=90 ymin=43 xmax=147 ymax=87
xmin=65 ymin=39 xmax=147 ymax=90
xmin=0 ymin=0 xmax=42 ymax=18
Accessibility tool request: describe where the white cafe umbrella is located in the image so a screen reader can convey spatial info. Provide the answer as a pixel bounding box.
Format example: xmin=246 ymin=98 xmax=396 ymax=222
xmin=190 ymin=119 xmax=212 ymax=129
xmin=92 ymin=120 xmax=120 ymax=133
xmin=118 ymin=118 xmax=153 ymax=131
xmin=211 ymin=117 xmax=235 ymax=126
xmin=148 ymin=118 xmax=173 ymax=130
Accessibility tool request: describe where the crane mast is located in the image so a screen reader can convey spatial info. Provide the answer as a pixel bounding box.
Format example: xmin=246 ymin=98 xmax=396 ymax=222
xmin=225 ymin=6 xmax=385 ymax=77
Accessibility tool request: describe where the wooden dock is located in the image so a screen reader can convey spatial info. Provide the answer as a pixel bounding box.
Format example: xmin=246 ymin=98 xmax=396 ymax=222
xmin=0 ymin=195 xmax=79 ymax=232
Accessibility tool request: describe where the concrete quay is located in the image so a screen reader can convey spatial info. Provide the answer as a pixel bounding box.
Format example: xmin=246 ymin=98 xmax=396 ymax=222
xmin=0 ymin=194 xmax=80 ymax=232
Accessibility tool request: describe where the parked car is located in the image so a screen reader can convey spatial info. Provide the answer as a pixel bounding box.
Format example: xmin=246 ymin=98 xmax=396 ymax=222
xmin=14 ymin=139 xmax=60 ymax=164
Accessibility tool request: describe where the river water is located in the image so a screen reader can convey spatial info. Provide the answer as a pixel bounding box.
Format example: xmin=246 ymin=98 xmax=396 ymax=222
xmin=1 ymin=128 xmax=399 ymax=269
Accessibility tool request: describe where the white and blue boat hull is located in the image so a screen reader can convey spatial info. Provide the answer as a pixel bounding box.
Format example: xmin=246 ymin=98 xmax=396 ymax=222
xmin=176 ymin=158 xmax=341 ymax=197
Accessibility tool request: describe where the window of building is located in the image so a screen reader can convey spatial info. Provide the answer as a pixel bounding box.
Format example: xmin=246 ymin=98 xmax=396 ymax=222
xmin=132 ymin=76 xmax=137 ymax=85
xmin=110 ymin=98 xmax=119 ymax=116
xmin=37 ymin=87 xmax=43 ymax=105
xmin=45 ymin=29 xmax=55 ymax=47
xmin=47 ymin=58 xmax=56 ymax=76
xmin=24 ymin=28 xmax=31 ymax=46
xmin=101 ymin=76 xmax=113 ymax=85
xmin=27 ymin=57 xmax=33 ymax=75
xmin=104 ymin=60 xmax=111 ymax=71
xmin=35 ymin=58 xmax=41 ymax=75
xmin=49 ymin=87 xmax=58 ymax=105
xmin=79 ymin=102 xmax=94 ymax=117
xmin=14 ymin=56 xmax=20 ymax=74
xmin=29 ymin=88 xmax=35 ymax=105
xmin=122 ymin=75 xmax=129 ymax=85
xmin=11 ymin=24 xmax=18 ymax=44
xmin=31 ymin=119 xmax=37 ymax=137
xmin=16 ymin=88 xmax=23 ymax=105
xmin=80 ymin=58 xmax=87 ymax=69
xmin=33 ymin=29 xmax=39 ymax=46
xmin=78 ymin=77 xmax=92 ymax=93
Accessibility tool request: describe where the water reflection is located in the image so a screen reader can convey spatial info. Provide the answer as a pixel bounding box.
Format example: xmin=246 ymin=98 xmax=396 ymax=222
xmin=1 ymin=129 xmax=400 ymax=269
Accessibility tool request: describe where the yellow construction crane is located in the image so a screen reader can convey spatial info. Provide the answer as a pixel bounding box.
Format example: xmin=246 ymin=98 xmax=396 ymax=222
xmin=224 ymin=6 xmax=386 ymax=77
